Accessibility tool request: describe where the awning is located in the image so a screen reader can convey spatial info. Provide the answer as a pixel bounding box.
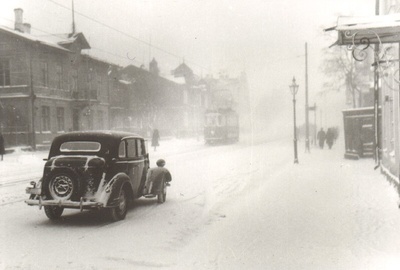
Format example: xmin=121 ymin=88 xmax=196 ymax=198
xmin=325 ymin=14 xmax=400 ymax=46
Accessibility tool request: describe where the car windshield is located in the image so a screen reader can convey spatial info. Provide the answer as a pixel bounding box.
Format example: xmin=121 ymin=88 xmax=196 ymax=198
xmin=60 ymin=141 xmax=101 ymax=152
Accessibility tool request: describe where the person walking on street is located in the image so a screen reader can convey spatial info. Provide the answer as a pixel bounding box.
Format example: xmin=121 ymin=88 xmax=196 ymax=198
xmin=152 ymin=129 xmax=160 ymax=151
xmin=317 ymin=128 xmax=326 ymax=149
xmin=0 ymin=133 xmax=5 ymax=161
xmin=326 ymin=128 xmax=335 ymax=149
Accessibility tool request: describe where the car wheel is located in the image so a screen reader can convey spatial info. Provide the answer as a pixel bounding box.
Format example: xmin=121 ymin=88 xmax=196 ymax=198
xmin=157 ymin=179 xmax=167 ymax=204
xmin=47 ymin=172 xmax=79 ymax=201
xmin=44 ymin=206 xmax=64 ymax=220
xmin=108 ymin=187 xmax=128 ymax=221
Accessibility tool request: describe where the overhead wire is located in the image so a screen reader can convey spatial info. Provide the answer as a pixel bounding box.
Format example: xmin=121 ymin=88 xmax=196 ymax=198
xmin=46 ymin=0 xmax=210 ymax=72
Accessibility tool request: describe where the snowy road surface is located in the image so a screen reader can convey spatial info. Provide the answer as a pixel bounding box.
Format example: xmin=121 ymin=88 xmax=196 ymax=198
xmin=1 ymin=136 xmax=400 ymax=269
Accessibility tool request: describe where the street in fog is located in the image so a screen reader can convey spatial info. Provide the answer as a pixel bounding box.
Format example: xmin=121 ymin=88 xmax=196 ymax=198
xmin=1 ymin=137 xmax=400 ymax=269
xmin=2 ymin=0 xmax=400 ymax=269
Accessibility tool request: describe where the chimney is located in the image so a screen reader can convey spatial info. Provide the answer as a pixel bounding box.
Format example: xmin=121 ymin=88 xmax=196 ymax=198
xmin=14 ymin=8 xmax=24 ymax=32
xmin=23 ymin=23 xmax=31 ymax=34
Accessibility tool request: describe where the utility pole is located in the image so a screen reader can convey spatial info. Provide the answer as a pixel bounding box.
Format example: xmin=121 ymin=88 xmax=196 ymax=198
xmin=71 ymin=0 xmax=76 ymax=35
xmin=374 ymin=0 xmax=380 ymax=163
xmin=305 ymin=42 xmax=310 ymax=152
xmin=289 ymin=77 xmax=299 ymax=164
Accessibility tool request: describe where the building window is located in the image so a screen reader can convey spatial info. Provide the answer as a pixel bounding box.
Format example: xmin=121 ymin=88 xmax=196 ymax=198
xmin=56 ymin=64 xmax=63 ymax=89
xmin=41 ymin=106 xmax=50 ymax=131
xmin=41 ymin=62 xmax=48 ymax=87
xmin=57 ymin=107 xmax=65 ymax=131
xmin=0 ymin=59 xmax=10 ymax=86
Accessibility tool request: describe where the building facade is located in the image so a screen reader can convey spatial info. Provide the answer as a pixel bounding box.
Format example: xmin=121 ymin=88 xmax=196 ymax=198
xmin=0 ymin=9 xmax=117 ymax=147
xmin=329 ymin=0 xmax=400 ymax=195
xmin=0 ymin=8 xmax=249 ymax=148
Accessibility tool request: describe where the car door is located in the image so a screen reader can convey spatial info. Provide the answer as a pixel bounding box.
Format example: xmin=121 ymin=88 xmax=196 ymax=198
xmin=126 ymin=138 xmax=145 ymax=197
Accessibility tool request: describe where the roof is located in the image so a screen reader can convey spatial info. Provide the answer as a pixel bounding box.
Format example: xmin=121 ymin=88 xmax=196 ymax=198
xmin=49 ymin=130 xmax=143 ymax=158
xmin=0 ymin=25 xmax=71 ymax=52
xmin=326 ymin=14 xmax=400 ymax=45
xmin=334 ymin=14 xmax=400 ymax=31
xmin=36 ymin=32 xmax=91 ymax=50
xmin=56 ymin=130 xmax=142 ymax=139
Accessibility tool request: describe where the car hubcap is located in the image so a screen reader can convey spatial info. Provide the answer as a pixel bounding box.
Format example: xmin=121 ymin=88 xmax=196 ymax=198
xmin=50 ymin=175 xmax=74 ymax=200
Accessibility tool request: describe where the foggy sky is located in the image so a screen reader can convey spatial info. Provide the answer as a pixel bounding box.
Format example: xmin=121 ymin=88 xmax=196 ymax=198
xmin=0 ymin=0 xmax=376 ymax=134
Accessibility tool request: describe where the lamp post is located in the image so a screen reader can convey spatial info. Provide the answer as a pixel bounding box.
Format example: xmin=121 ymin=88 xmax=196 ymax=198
xmin=289 ymin=77 xmax=299 ymax=164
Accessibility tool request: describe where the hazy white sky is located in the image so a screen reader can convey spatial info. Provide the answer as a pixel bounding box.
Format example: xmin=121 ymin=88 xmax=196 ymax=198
xmin=0 ymin=0 xmax=376 ymax=128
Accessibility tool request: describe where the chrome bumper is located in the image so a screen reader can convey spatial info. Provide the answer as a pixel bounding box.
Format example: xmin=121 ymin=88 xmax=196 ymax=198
xmin=25 ymin=196 xmax=104 ymax=211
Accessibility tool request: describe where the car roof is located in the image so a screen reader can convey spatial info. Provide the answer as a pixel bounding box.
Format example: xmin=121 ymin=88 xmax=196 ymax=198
xmin=48 ymin=130 xmax=144 ymax=158
xmin=53 ymin=130 xmax=143 ymax=141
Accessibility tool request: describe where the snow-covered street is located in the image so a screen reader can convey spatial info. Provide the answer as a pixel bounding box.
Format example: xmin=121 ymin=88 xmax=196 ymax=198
xmin=1 ymin=136 xmax=400 ymax=270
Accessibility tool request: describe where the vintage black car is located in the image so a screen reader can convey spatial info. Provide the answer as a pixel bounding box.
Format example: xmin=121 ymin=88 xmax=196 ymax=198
xmin=25 ymin=131 xmax=166 ymax=221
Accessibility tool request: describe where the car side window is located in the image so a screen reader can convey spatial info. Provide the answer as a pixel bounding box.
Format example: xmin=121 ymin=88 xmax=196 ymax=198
xmin=118 ymin=141 xmax=126 ymax=158
xmin=138 ymin=139 xmax=146 ymax=155
xmin=127 ymin=139 xmax=137 ymax=158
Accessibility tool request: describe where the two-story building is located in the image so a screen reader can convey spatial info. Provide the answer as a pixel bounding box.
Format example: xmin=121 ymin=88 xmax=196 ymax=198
xmin=0 ymin=8 xmax=118 ymax=147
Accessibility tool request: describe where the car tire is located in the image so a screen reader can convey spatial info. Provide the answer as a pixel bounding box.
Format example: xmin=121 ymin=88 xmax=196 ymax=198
xmin=157 ymin=179 xmax=167 ymax=204
xmin=46 ymin=171 xmax=80 ymax=201
xmin=44 ymin=206 xmax=64 ymax=220
xmin=108 ymin=187 xmax=128 ymax=221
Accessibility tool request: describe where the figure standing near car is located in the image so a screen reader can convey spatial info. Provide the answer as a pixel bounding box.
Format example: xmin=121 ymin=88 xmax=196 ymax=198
xmin=0 ymin=132 xmax=5 ymax=161
xmin=317 ymin=128 xmax=326 ymax=149
xmin=152 ymin=128 xmax=160 ymax=151
xmin=143 ymin=159 xmax=172 ymax=195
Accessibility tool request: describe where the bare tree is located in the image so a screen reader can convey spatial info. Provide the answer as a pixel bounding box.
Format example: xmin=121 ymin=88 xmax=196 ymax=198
xmin=320 ymin=45 xmax=371 ymax=108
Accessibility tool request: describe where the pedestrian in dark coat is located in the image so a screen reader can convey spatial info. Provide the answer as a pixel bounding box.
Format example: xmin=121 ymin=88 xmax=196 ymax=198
xmin=152 ymin=129 xmax=160 ymax=151
xmin=143 ymin=159 xmax=172 ymax=195
xmin=326 ymin=128 xmax=335 ymax=149
xmin=0 ymin=133 xmax=5 ymax=161
xmin=317 ymin=128 xmax=326 ymax=149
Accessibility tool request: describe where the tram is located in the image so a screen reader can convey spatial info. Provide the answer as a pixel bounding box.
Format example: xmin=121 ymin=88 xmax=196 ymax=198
xmin=204 ymin=108 xmax=239 ymax=144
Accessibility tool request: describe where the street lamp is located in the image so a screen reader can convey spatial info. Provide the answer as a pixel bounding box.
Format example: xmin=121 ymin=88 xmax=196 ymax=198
xmin=289 ymin=77 xmax=299 ymax=164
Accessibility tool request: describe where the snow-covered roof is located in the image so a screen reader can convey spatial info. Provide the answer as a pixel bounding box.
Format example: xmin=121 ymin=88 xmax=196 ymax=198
xmin=35 ymin=32 xmax=90 ymax=50
xmin=326 ymin=14 xmax=400 ymax=45
xmin=334 ymin=14 xmax=400 ymax=31
xmin=0 ymin=25 xmax=71 ymax=52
